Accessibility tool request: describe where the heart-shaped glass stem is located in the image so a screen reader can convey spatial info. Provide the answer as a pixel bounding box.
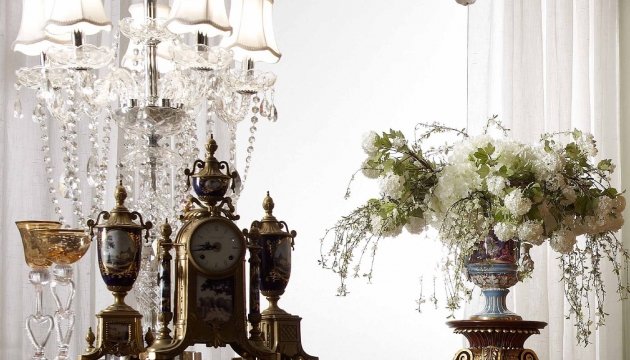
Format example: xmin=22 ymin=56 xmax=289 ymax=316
xmin=50 ymin=264 xmax=76 ymax=360
xmin=53 ymin=310 xmax=75 ymax=360
xmin=26 ymin=268 xmax=53 ymax=360
xmin=26 ymin=313 xmax=54 ymax=360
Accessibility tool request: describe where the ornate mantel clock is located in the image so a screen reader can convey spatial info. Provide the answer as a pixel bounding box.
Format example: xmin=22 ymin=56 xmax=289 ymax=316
xmin=147 ymin=136 xmax=281 ymax=360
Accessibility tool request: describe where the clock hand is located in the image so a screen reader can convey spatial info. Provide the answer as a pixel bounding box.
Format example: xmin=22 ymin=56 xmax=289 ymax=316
xmin=191 ymin=242 xmax=217 ymax=251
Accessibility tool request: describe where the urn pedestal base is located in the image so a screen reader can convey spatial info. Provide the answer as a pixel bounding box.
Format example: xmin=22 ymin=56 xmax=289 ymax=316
xmin=259 ymin=306 xmax=318 ymax=360
xmin=447 ymin=320 xmax=547 ymax=360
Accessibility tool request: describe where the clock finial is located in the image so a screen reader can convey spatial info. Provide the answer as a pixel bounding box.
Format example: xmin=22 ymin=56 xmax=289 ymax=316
xmin=114 ymin=177 xmax=128 ymax=208
xmin=160 ymin=218 xmax=172 ymax=239
xmin=205 ymin=133 xmax=218 ymax=157
xmin=263 ymin=191 xmax=275 ymax=216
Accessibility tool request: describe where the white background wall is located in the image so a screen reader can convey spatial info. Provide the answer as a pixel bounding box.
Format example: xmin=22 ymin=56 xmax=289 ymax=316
xmin=234 ymin=1 xmax=469 ymax=358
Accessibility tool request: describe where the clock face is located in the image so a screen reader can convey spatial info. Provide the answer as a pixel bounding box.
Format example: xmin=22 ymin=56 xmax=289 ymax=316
xmin=188 ymin=220 xmax=244 ymax=275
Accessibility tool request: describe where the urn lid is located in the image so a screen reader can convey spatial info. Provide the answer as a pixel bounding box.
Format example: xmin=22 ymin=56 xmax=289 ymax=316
xmin=257 ymin=191 xmax=297 ymax=239
xmin=192 ymin=135 xmax=232 ymax=181
xmin=88 ymin=179 xmax=152 ymax=233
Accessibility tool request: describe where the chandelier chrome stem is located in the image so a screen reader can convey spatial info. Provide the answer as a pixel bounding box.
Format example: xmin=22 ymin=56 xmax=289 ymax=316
xmin=197 ymin=31 xmax=208 ymax=46
xmin=147 ymin=133 xmax=161 ymax=191
xmin=144 ymin=0 xmax=159 ymax=105
xmin=72 ymin=30 xmax=83 ymax=47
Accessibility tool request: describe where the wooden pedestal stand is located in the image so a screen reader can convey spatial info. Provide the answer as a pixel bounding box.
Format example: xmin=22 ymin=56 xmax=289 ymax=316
xmin=447 ymin=320 xmax=547 ymax=360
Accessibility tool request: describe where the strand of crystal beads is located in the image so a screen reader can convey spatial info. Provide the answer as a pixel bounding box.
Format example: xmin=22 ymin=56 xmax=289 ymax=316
xmin=228 ymin=121 xmax=237 ymax=170
xmin=34 ymin=93 xmax=65 ymax=224
xmin=61 ymin=82 xmax=85 ymax=227
xmin=242 ymin=115 xmax=258 ymax=182
xmin=206 ymin=98 xmax=215 ymax=137
xmin=87 ymin=112 xmax=106 ymax=218
xmin=173 ymin=114 xmax=198 ymax=218
xmin=97 ymin=115 xmax=112 ymax=211
xmin=135 ymin=242 xmax=160 ymax=332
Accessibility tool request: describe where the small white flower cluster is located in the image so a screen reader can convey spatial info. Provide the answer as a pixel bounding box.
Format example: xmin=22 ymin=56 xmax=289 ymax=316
xmin=486 ymin=176 xmax=506 ymax=196
xmin=517 ymin=221 xmax=545 ymax=245
xmin=379 ymin=173 xmax=405 ymax=199
xmin=369 ymin=213 xmax=402 ymax=238
xmin=504 ymin=189 xmax=532 ymax=217
xmin=362 ymin=131 xmax=378 ymax=156
xmin=431 ymin=162 xmax=481 ymax=213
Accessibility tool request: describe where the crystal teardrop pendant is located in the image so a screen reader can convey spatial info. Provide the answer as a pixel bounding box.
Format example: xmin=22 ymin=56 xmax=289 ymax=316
xmin=14 ymin=97 xmax=23 ymax=119
xmin=269 ymin=105 xmax=278 ymax=122
xmin=260 ymin=99 xmax=270 ymax=117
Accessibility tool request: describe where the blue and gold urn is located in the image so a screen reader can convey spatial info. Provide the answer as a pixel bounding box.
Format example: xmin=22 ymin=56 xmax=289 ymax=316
xmin=88 ymin=180 xmax=152 ymax=294
xmin=254 ymin=192 xmax=296 ymax=315
xmin=185 ymin=134 xmax=237 ymax=205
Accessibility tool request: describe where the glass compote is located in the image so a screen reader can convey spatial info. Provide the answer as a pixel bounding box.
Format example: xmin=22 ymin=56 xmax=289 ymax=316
xmin=33 ymin=229 xmax=91 ymax=360
xmin=16 ymin=221 xmax=62 ymax=360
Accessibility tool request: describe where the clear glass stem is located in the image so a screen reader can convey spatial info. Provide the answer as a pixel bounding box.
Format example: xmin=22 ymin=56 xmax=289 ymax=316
xmin=27 ymin=268 xmax=53 ymax=360
xmin=50 ymin=264 xmax=76 ymax=360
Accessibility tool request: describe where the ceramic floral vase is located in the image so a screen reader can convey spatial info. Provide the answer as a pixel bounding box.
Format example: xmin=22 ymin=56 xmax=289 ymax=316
xmin=466 ymin=230 xmax=522 ymax=320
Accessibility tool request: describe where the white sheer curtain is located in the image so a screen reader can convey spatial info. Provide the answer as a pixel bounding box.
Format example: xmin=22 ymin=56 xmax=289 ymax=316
xmin=467 ymin=0 xmax=622 ymax=358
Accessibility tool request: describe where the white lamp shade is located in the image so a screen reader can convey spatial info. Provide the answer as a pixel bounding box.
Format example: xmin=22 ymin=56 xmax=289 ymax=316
xmin=122 ymin=4 xmax=174 ymax=73
xmin=220 ymin=0 xmax=281 ymax=63
xmin=46 ymin=0 xmax=112 ymax=36
xmin=166 ymin=0 xmax=232 ymax=37
xmin=13 ymin=0 xmax=70 ymax=56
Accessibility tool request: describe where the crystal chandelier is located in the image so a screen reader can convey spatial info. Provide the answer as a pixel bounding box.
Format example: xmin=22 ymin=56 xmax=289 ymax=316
xmin=13 ymin=0 xmax=281 ymax=231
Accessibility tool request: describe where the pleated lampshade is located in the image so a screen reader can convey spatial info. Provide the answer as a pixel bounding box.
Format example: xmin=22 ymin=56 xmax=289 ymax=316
xmin=220 ymin=0 xmax=281 ymax=63
xmin=166 ymin=0 xmax=232 ymax=37
xmin=13 ymin=0 xmax=70 ymax=56
xmin=46 ymin=0 xmax=112 ymax=36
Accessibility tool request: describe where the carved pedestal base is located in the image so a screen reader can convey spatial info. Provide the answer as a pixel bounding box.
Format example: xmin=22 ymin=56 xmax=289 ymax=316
xmin=447 ymin=320 xmax=547 ymax=360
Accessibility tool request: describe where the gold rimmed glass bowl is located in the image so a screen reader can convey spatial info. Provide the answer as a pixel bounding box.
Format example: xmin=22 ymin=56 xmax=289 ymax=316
xmin=31 ymin=229 xmax=92 ymax=265
xmin=16 ymin=220 xmax=62 ymax=268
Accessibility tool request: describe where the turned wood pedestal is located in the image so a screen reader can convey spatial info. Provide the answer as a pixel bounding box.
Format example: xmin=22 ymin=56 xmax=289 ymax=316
xmin=447 ymin=320 xmax=547 ymax=360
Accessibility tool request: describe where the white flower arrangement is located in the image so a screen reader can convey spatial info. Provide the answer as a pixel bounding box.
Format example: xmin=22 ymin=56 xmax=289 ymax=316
xmin=320 ymin=117 xmax=629 ymax=344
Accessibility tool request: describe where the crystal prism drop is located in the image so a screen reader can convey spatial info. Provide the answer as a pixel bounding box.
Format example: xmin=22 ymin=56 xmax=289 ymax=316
xmin=270 ymin=105 xmax=278 ymax=122
xmin=86 ymin=156 xmax=99 ymax=187
xmin=259 ymin=99 xmax=270 ymax=117
xmin=14 ymin=98 xmax=23 ymax=119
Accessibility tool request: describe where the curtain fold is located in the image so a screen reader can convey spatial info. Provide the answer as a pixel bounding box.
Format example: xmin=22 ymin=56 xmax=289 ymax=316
xmin=468 ymin=0 xmax=622 ymax=359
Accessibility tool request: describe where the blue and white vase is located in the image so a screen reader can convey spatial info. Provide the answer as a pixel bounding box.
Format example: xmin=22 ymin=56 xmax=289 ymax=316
xmin=466 ymin=231 xmax=521 ymax=320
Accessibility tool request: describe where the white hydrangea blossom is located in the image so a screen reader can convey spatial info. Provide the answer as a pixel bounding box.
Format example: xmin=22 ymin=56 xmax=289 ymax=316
xmin=614 ymin=196 xmax=626 ymax=212
xmin=597 ymin=196 xmax=614 ymax=215
xmin=370 ymin=213 xmax=403 ymax=237
xmin=361 ymin=131 xmax=378 ymax=155
xmin=504 ymin=189 xmax=532 ymax=217
xmin=404 ymin=216 xmax=426 ymax=234
xmin=493 ymin=222 xmax=518 ymax=241
xmin=549 ymin=229 xmax=577 ymax=254
xmin=561 ymin=186 xmax=577 ymax=205
xmin=391 ymin=137 xmax=406 ymax=149
xmin=486 ymin=176 xmax=506 ymax=196
xmin=432 ymin=162 xmax=481 ymax=213
xmin=533 ymin=148 xmax=564 ymax=181
xmin=518 ymin=221 xmax=545 ymax=245
xmin=578 ymin=133 xmax=598 ymax=157
xmin=379 ymin=173 xmax=405 ymax=198
xmin=361 ymin=159 xmax=381 ymax=179
xmin=495 ymin=140 xmax=522 ymax=167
